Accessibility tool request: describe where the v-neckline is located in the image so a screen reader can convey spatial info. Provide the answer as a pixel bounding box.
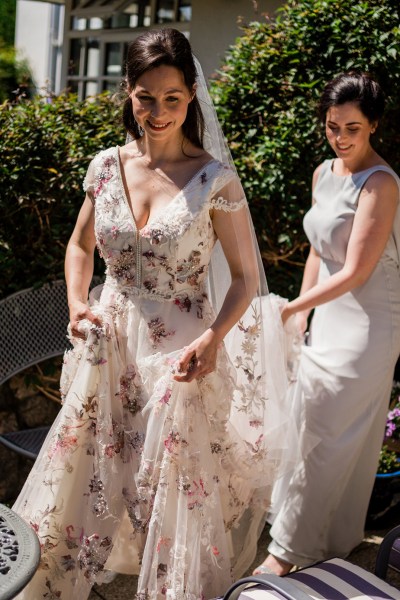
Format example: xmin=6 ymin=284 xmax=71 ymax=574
xmin=115 ymin=146 xmax=215 ymax=233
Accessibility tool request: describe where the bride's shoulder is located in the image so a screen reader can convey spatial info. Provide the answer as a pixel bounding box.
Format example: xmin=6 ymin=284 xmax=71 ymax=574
xmin=88 ymin=146 xmax=119 ymax=167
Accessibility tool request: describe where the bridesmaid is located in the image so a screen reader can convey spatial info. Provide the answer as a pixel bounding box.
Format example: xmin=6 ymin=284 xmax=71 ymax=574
xmin=256 ymin=71 xmax=400 ymax=575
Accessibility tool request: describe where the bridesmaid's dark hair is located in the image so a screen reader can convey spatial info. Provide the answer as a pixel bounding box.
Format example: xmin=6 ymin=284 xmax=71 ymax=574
xmin=122 ymin=28 xmax=204 ymax=148
xmin=318 ymin=71 xmax=385 ymax=124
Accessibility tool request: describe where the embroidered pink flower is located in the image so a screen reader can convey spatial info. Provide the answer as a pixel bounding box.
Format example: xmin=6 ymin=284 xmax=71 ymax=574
xmin=94 ymin=156 xmax=115 ymax=196
xmin=156 ymin=536 xmax=172 ymax=553
xmin=164 ymin=430 xmax=186 ymax=453
xmin=48 ymin=433 xmax=78 ymax=458
xmin=111 ymin=225 xmax=120 ymax=239
xmin=148 ymin=317 xmax=175 ymax=348
xmin=249 ymin=419 xmax=263 ymax=428
xmin=174 ymin=296 xmax=192 ymax=312
xmin=159 ymin=387 xmax=172 ymax=405
xmin=105 ymin=444 xmax=116 ymax=458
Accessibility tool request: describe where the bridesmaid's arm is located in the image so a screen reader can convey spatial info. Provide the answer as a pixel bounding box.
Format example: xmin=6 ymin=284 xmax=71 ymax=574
xmin=282 ymin=170 xmax=399 ymax=323
xmin=294 ymin=165 xmax=323 ymax=333
xmin=65 ymin=194 xmax=101 ymax=338
xmin=295 ymin=247 xmax=320 ymax=334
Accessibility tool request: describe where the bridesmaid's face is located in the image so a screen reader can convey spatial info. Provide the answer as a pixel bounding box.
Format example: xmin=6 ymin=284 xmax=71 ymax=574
xmin=130 ymin=65 xmax=194 ymax=141
xmin=325 ymin=102 xmax=377 ymax=162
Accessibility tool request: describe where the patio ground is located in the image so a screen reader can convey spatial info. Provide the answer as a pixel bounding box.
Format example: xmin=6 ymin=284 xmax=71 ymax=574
xmin=89 ymin=501 xmax=400 ymax=599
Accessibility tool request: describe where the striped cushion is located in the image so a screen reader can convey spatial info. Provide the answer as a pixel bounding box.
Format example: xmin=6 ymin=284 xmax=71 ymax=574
xmin=237 ymin=559 xmax=400 ymax=600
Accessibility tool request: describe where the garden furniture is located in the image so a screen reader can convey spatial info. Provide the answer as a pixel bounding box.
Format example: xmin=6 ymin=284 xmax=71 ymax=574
xmin=0 ymin=502 xmax=40 ymax=599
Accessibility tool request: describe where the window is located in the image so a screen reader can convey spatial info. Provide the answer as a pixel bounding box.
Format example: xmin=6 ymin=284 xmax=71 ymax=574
xmin=156 ymin=0 xmax=192 ymax=23
xmin=156 ymin=0 xmax=175 ymax=23
xmin=69 ymin=39 xmax=83 ymax=76
xmin=66 ymin=0 xmax=191 ymax=99
xmin=85 ymin=81 xmax=99 ymax=97
xmin=105 ymin=43 xmax=123 ymax=77
xmin=178 ymin=0 xmax=192 ymax=22
xmin=71 ymin=16 xmax=87 ymax=31
xmin=86 ymin=39 xmax=100 ymax=78
xmin=89 ymin=18 xmax=104 ymax=30
xmin=108 ymin=2 xmax=152 ymax=29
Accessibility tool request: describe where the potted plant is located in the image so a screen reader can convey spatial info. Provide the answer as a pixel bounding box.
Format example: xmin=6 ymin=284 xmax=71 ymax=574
xmin=367 ymin=384 xmax=400 ymax=523
xmin=377 ymin=383 xmax=400 ymax=475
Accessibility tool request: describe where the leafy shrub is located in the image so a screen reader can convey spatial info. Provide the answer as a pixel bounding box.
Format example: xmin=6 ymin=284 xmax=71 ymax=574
xmin=0 ymin=42 xmax=33 ymax=103
xmin=2 ymin=0 xmax=400 ymax=300
xmin=377 ymin=445 xmax=399 ymax=475
xmin=0 ymin=93 xmax=123 ymax=297
xmin=211 ymin=0 xmax=400 ymax=296
xmin=0 ymin=0 xmax=16 ymax=48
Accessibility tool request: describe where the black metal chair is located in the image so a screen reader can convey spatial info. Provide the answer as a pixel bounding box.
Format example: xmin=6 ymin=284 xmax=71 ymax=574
xmin=0 ymin=278 xmax=105 ymax=459
xmin=0 ymin=427 xmax=52 ymax=461
xmin=0 ymin=280 xmax=70 ymax=458
xmin=0 ymin=280 xmax=109 ymax=600
xmin=375 ymin=524 xmax=400 ymax=579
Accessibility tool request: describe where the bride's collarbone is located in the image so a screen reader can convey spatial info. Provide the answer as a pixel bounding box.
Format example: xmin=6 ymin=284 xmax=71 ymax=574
xmin=125 ymin=169 xmax=183 ymax=204
xmin=124 ymin=151 xmax=212 ymax=191
xmin=120 ymin=152 xmax=213 ymax=225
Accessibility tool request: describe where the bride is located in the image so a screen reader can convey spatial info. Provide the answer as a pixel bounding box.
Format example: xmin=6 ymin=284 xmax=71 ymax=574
xmin=13 ymin=28 xmax=296 ymax=600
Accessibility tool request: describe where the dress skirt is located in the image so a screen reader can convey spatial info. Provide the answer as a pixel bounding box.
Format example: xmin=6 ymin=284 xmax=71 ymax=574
xmin=269 ymin=255 xmax=400 ymax=566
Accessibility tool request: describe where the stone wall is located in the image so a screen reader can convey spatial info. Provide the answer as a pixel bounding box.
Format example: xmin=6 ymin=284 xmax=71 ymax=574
xmin=0 ymin=359 xmax=62 ymax=503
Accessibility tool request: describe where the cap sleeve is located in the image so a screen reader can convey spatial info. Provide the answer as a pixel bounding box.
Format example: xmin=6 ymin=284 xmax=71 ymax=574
xmin=209 ymin=166 xmax=247 ymax=212
xmin=83 ymin=158 xmax=96 ymax=204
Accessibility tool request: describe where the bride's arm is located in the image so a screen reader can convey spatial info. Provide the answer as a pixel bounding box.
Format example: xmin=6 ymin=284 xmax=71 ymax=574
xmin=65 ymin=195 xmax=101 ymax=338
xmin=174 ymin=204 xmax=258 ymax=382
xmin=281 ymin=171 xmax=399 ymax=324
xmin=209 ymin=206 xmax=259 ymax=339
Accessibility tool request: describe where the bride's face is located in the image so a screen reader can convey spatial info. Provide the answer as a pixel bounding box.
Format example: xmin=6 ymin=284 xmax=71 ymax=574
xmin=130 ymin=65 xmax=194 ymax=140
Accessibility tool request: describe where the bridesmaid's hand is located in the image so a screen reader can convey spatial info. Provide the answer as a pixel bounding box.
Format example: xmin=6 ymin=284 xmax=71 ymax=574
xmin=280 ymin=303 xmax=293 ymax=326
xmin=173 ymin=329 xmax=220 ymax=383
xmin=295 ymin=311 xmax=309 ymax=336
xmin=69 ymin=300 xmax=102 ymax=340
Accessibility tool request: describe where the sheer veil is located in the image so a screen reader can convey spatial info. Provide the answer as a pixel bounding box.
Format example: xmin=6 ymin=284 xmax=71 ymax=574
xmin=194 ymin=57 xmax=301 ymax=572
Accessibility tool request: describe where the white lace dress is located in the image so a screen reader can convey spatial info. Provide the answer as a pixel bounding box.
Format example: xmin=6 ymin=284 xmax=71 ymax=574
xmin=13 ymin=147 xmax=292 ymax=600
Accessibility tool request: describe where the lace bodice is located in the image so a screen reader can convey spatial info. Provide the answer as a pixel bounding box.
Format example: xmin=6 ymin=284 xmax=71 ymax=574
xmin=84 ymin=147 xmax=246 ymax=301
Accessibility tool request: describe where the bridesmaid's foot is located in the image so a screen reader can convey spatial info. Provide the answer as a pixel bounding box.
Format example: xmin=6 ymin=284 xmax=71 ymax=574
xmin=253 ymin=554 xmax=293 ymax=576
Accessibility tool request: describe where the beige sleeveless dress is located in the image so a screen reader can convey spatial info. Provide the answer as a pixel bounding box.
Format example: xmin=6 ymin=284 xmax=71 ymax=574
xmin=269 ymin=159 xmax=400 ymax=566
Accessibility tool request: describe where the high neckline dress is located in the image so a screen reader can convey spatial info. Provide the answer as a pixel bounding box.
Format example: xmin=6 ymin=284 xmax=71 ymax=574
xmin=268 ymin=159 xmax=400 ymax=566
xmin=13 ymin=147 xmax=293 ymax=600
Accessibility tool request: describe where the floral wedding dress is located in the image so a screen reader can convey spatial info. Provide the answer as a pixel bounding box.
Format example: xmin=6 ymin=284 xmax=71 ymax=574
xmin=14 ymin=147 xmax=293 ymax=600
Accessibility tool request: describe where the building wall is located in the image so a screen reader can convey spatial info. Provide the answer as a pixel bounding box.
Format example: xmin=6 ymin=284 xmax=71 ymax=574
xmin=15 ymin=0 xmax=282 ymax=96
xmin=15 ymin=0 xmax=64 ymax=93
xmin=190 ymin=0 xmax=282 ymax=78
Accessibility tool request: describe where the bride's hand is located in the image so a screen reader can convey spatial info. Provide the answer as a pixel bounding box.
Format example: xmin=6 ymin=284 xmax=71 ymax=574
xmin=69 ymin=300 xmax=102 ymax=340
xmin=173 ymin=329 xmax=220 ymax=383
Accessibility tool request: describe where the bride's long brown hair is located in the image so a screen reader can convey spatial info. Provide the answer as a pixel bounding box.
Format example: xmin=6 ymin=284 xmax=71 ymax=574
xmin=122 ymin=28 xmax=205 ymax=149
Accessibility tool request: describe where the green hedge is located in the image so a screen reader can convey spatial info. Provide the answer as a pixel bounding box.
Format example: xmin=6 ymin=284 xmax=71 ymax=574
xmin=211 ymin=0 xmax=400 ymax=296
xmin=1 ymin=0 xmax=400 ymax=299
xmin=0 ymin=93 xmax=122 ymax=297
